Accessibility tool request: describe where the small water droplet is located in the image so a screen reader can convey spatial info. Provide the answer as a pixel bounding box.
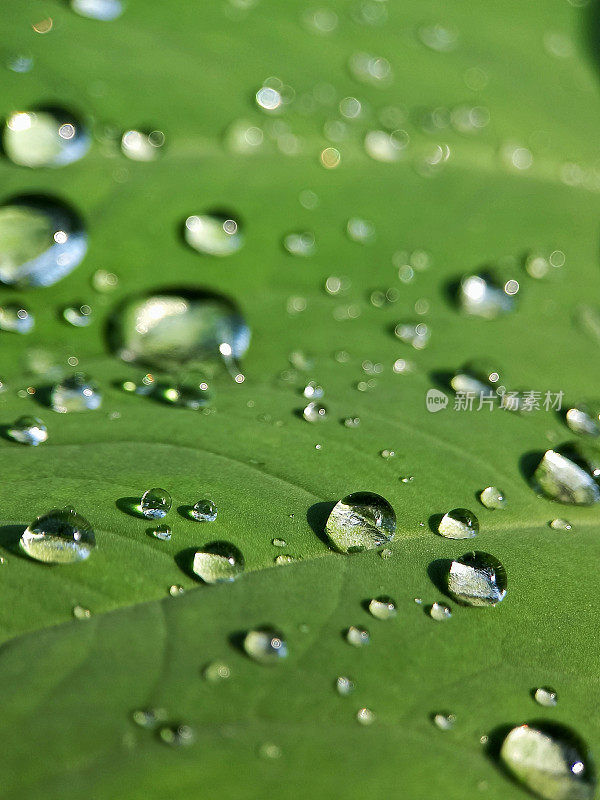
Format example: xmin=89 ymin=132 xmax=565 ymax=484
xmin=20 ymin=508 xmax=95 ymax=564
xmin=349 ymin=52 xmax=393 ymax=86
xmin=380 ymin=547 xmax=393 ymax=559
xmin=190 ymin=499 xmax=218 ymax=522
xmin=193 ymin=542 xmax=244 ymax=583
xmin=283 ymin=231 xmax=316 ymax=256
xmin=258 ymin=741 xmax=282 ymax=759
xmin=379 ymin=449 xmax=395 ymax=460
xmin=140 ymin=487 xmax=172 ymax=519
xmin=121 ymin=129 xmax=164 ymax=161
xmin=72 ymin=604 xmax=91 ymax=620
xmin=91 ymin=269 xmax=119 ymax=293
xmin=132 ymin=708 xmax=167 ymax=729
xmin=450 ymin=360 xmax=501 ymax=398
xmin=418 ymin=24 xmax=458 ymax=52
xmin=272 ymin=538 xmax=286 ymax=547
xmin=400 ymin=475 xmax=414 ymax=484
xmin=159 ymin=724 xmax=195 ymax=747
xmin=336 ymin=676 xmax=355 ymax=696
xmin=549 ymin=518 xmax=573 ymax=531
xmin=446 ymin=551 xmax=507 ymax=606
xmin=203 ymin=661 xmax=231 ymax=682
xmin=346 ymin=217 xmax=376 ymax=244
xmin=368 ymin=596 xmax=397 ymax=620
xmin=532 ymin=445 xmax=600 ymax=505
xmin=394 ymin=321 xmax=430 ymax=349
xmin=438 ymin=508 xmax=479 ymax=539
xmin=325 ymin=491 xmax=396 ymax=554
xmin=345 ymin=626 xmax=370 ymax=647
xmin=70 ymin=0 xmax=124 ymax=20
xmin=149 ymin=524 xmax=172 ymax=541
xmin=499 ymin=723 xmax=594 ymax=800
xmin=0 ymin=302 xmax=34 ymax=333
xmin=356 ymin=707 xmax=376 ymax=725
xmin=480 ymin=486 xmax=506 ymax=510
xmin=274 ymin=554 xmax=296 ymax=565
xmin=303 ymin=401 xmax=327 ymax=422
xmin=184 ymin=214 xmax=243 ymax=256
xmin=243 ymin=626 xmax=288 ymax=664
xmin=303 ymin=381 xmax=324 ymax=400
xmin=565 ymin=403 xmax=600 ymax=438
xmin=534 ymin=687 xmax=558 ymax=708
xmin=63 ymin=303 xmax=93 ymax=328
xmin=169 ymin=584 xmax=185 ymax=596
xmin=343 ymin=416 xmax=361 ymax=428
xmin=50 ymin=374 xmax=101 ymax=413
xmin=3 ymin=108 xmax=90 ymax=168
xmin=432 ymin=712 xmax=456 ymax=730
xmin=7 ymin=415 xmax=47 ymax=445
xmin=429 ymin=602 xmax=452 ymax=621
xmin=458 ymin=273 xmax=518 ymax=318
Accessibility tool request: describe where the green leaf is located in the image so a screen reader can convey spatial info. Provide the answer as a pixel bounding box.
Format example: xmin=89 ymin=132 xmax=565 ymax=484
xmin=0 ymin=0 xmax=599 ymax=797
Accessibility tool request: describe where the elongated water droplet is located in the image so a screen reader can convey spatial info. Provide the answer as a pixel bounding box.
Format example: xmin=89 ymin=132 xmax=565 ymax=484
xmin=63 ymin=303 xmax=92 ymax=327
xmin=21 ymin=508 xmax=95 ymax=563
xmin=203 ymin=661 xmax=231 ymax=682
xmin=159 ymin=724 xmax=195 ymax=747
xmin=0 ymin=196 xmax=87 ymax=287
xmin=191 ymin=499 xmax=217 ymax=522
xmin=438 ymin=508 xmax=479 ymax=539
xmin=184 ymin=213 xmax=243 ymax=256
xmin=71 ymin=0 xmax=124 ymax=20
xmin=109 ymin=288 xmax=250 ymax=380
xmin=499 ymin=723 xmax=595 ymax=800
xmin=303 ymin=401 xmax=327 ymax=422
xmin=325 ymin=491 xmax=396 ymax=554
xmin=192 ymin=541 xmax=244 ymax=583
xmin=345 ymin=626 xmax=370 ymax=647
xmin=550 ymin=518 xmax=573 ymax=531
xmin=565 ymin=403 xmax=600 ymax=438
xmin=7 ymin=415 xmax=47 ymax=445
xmin=429 ymin=602 xmax=452 ymax=621
xmin=243 ymin=626 xmax=288 ymax=664
xmin=336 ymin=676 xmax=355 ymax=696
xmin=141 ymin=487 xmax=171 ymax=519
xmin=3 ymin=108 xmax=90 ymax=168
xmin=50 ymin=374 xmax=102 ymax=412
xmin=274 ymin=554 xmax=295 ymax=565
xmin=532 ymin=445 xmax=600 ymax=505
xmin=446 ymin=551 xmax=507 ymax=606
xmin=432 ymin=712 xmax=456 ymax=730
xmin=480 ymin=486 xmax=506 ymax=510
xmin=72 ymin=604 xmax=91 ymax=620
xmin=368 ymin=596 xmax=397 ymax=620
xmin=132 ymin=708 xmax=167 ymax=729
xmin=534 ymin=687 xmax=558 ymax=708
xmin=450 ymin=359 xmax=501 ymax=397
xmin=0 ymin=302 xmax=34 ymax=333
xmin=457 ymin=273 xmax=518 ymax=318
xmin=149 ymin=524 xmax=171 ymax=541
xmin=356 ymin=707 xmax=376 ymax=725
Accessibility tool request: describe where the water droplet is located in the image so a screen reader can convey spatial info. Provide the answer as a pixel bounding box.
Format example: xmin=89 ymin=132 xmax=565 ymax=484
xmin=438 ymin=508 xmax=479 ymax=539
xmin=6 ymin=53 xmax=34 ymax=73
xmin=7 ymin=415 xmax=47 ymax=446
xmin=343 ymin=416 xmax=361 ymax=428
xmin=153 ymin=381 xmax=211 ymax=409
xmin=336 ymin=676 xmax=355 ymax=696
xmin=432 ymin=712 xmax=456 ymax=730
xmin=159 ymin=724 xmax=195 ymax=747
xmin=418 ymin=24 xmax=458 ymax=52
xmin=121 ymin=129 xmax=164 ymax=161
xmin=534 ymin=687 xmax=558 ymax=708
xmin=274 ymin=554 xmax=296 ymax=565
xmin=346 ymin=217 xmax=376 ymax=244
xmin=302 ymin=381 xmax=324 ymax=401
xmin=258 ymin=741 xmax=282 ymax=759
xmin=499 ymin=723 xmax=594 ymax=800
xmin=91 ymin=269 xmax=119 ymax=293
xmin=203 ymin=661 xmax=231 ymax=682
xmin=50 ymin=374 xmax=102 ymax=413
xmin=184 ymin=214 xmax=243 ymax=257
xmin=272 ymin=538 xmax=287 ymax=548
xmin=429 ymin=602 xmax=452 ymax=621
xmin=303 ymin=401 xmax=327 ymax=422
xmin=368 ymin=596 xmax=397 ymax=620
xmin=380 ymin=548 xmax=393 ymax=559
xmin=532 ymin=445 xmax=600 ymax=505
xmin=550 ymin=518 xmax=573 ymax=531
xmin=325 ymin=492 xmax=395 ymax=554
xmin=345 ymin=626 xmax=370 ymax=647
xmin=169 ymin=584 xmax=184 ymax=596
xmin=243 ymin=626 xmax=288 ymax=664
xmin=110 ymin=288 xmax=250 ymax=380
xmin=132 ymin=708 xmax=167 ymax=729
xmin=450 ymin=360 xmax=501 ymax=398
xmin=320 ymin=146 xmax=341 ymax=169
xmin=400 ymin=475 xmax=414 ymax=484
xmin=192 ymin=542 xmax=244 ymax=583
xmin=190 ymin=499 xmax=218 ymax=522
xmin=480 ymin=486 xmax=506 ymax=510
xmin=349 ymin=52 xmax=393 ymax=86
xmin=20 ymin=508 xmax=95 ymax=564
xmin=565 ymin=402 xmax=600 ymax=437
xmin=72 ymin=604 xmax=91 ymax=620
xmin=149 ymin=524 xmax=171 ymax=541
xmin=356 ymin=707 xmax=376 ymax=725
xmin=140 ymin=487 xmax=172 ymax=519
xmin=0 ymin=196 xmax=87 ymax=287
xmin=63 ymin=303 xmax=92 ymax=327
xmin=0 ymin=302 xmax=34 ymax=333
xmin=3 ymin=108 xmax=90 ymax=168
xmin=394 ymin=322 xmax=430 ymax=349
xmin=379 ymin=449 xmax=395 ymax=460
xmin=283 ymin=231 xmax=316 ymax=256
xmin=71 ymin=0 xmax=124 ymax=20
xmin=458 ymin=273 xmax=518 ymax=318
xmin=364 ymin=129 xmax=408 ymax=163
xmin=446 ymin=551 xmax=507 ymax=606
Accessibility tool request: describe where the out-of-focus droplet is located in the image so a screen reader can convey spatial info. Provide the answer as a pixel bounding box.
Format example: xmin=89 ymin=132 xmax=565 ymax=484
xmin=243 ymin=626 xmax=288 ymax=664
xmin=0 ymin=196 xmax=87 ymax=287
xmin=418 ymin=24 xmax=458 ymax=52
xmin=325 ymin=491 xmax=396 ymax=553
xmin=20 ymin=508 xmax=95 ymax=564
xmin=0 ymin=302 xmax=34 ymax=333
xmin=303 ymin=381 xmax=324 ymax=400
xmin=283 ymin=231 xmax=316 ymax=256
xmin=3 ymin=108 xmax=90 ymax=168
xmin=346 ymin=217 xmax=375 ymax=244
xmin=349 ymin=52 xmax=393 ymax=86
xmin=565 ymin=402 xmax=600 ymax=438
xmin=320 ymin=147 xmax=341 ymax=168
xmin=549 ymin=518 xmax=573 ymax=531
xmin=184 ymin=213 xmax=243 ymax=256
xmin=343 ymin=416 xmax=361 ymax=428
xmin=132 ymin=708 xmax=167 ymax=729
xmin=364 ymin=129 xmax=409 ymax=162
xmin=91 ymin=269 xmax=119 ymax=293
xmin=159 ymin=724 xmax=195 ymax=747
xmin=346 ymin=626 xmax=370 ymax=647
xmin=6 ymin=53 xmax=34 ymax=73
xmin=368 ymin=596 xmax=397 ymax=620
xmin=50 ymin=374 xmax=101 ymax=413
xmin=336 ymin=675 xmax=355 ymax=696
xmin=433 ymin=713 xmax=456 ymax=730
xmin=193 ymin=542 xmax=244 ymax=583
xmin=356 ymin=707 xmax=375 ymax=725
xmin=532 ymin=444 xmax=600 ymax=505
xmin=121 ymin=129 xmax=164 ymax=161
xmin=71 ymin=0 xmax=124 ymax=20
xmin=437 ymin=508 xmax=479 ymax=539
xmin=7 ymin=415 xmax=47 ymax=446
xmin=458 ymin=273 xmax=518 ymax=318
xmin=394 ymin=322 xmax=430 ymax=349
xmin=480 ymin=486 xmax=506 ymax=510
xmin=63 ymin=303 xmax=92 ymax=327
xmin=303 ymin=401 xmax=327 ymax=422
xmin=203 ymin=661 xmax=231 ymax=682
xmin=141 ymin=487 xmax=172 ymax=519
xmin=446 ymin=551 xmax=507 ymax=606
xmin=450 ymin=360 xmax=501 ymax=398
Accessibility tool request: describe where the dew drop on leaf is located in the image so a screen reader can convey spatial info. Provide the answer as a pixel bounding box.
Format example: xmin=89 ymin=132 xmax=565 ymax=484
xmin=532 ymin=445 xmax=600 ymax=505
xmin=325 ymin=491 xmax=396 ymax=554
xmin=140 ymin=487 xmax=172 ymax=519
xmin=243 ymin=626 xmax=288 ymax=665
xmin=7 ymin=415 xmax=47 ymax=446
xmin=549 ymin=518 xmax=573 ymax=531
xmin=345 ymin=626 xmax=370 ymax=647
xmin=192 ymin=542 xmax=244 ymax=584
xmin=368 ymin=596 xmax=397 ymax=620
xmin=191 ymin=499 xmax=218 ymax=522
xmin=479 ymin=486 xmax=506 ymax=510
xmin=3 ymin=108 xmax=90 ymax=168
xmin=437 ymin=508 xmax=479 ymax=539
xmin=429 ymin=602 xmax=452 ymax=621
xmin=0 ymin=302 xmax=34 ymax=333
xmin=50 ymin=374 xmax=102 ymax=413
xmin=446 ymin=551 xmax=507 ymax=606
xmin=432 ymin=712 xmax=456 ymax=730
xmin=534 ymin=687 xmax=558 ymax=708
xmin=335 ymin=676 xmax=355 ymax=696
xmin=184 ymin=213 xmax=243 ymax=256
xmin=70 ymin=0 xmax=124 ymax=20
xmin=20 ymin=508 xmax=95 ymax=564
xmin=149 ymin=524 xmax=171 ymax=541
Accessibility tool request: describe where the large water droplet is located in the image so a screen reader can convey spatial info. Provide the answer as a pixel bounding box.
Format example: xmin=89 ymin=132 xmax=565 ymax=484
xmin=140 ymin=487 xmax=172 ymax=519
xmin=532 ymin=445 xmax=600 ymax=505
xmin=191 ymin=499 xmax=218 ymax=522
xmin=184 ymin=214 xmax=243 ymax=256
xmin=565 ymin=402 xmax=600 ymax=438
xmin=446 ymin=551 xmax=507 ymax=606
xmin=0 ymin=196 xmax=87 ymax=287
xmin=20 ymin=508 xmax=95 ymax=563
xmin=499 ymin=722 xmax=595 ymax=800
xmin=192 ymin=542 xmax=244 ymax=583
xmin=50 ymin=374 xmax=102 ymax=412
xmin=480 ymin=486 xmax=506 ymax=510
xmin=368 ymin=596 xmax=397 ymax=620
xmin=243 ymin=626 xmax=288 ymax=664
xmin=437 ymin=508 xmax=479 ymax=539
xmin=0 ymin=302 xmax=34 ymax=333
xmin=3 ymin=108 xmax=90 ymax=168
xmin=7 ymin=415 xmax=47 ymax=446
xmin=325 ymin=491 xmax=396 ymax=554
xmin=70 ymin=0 xmax=124 ymax=20
xmin=457 ymin=273 xmax=519 ymax=318
xmin=534 ymin=688 xmax=558 ymax=708
xmin=109 ymin=287 xmax=250 ymax=380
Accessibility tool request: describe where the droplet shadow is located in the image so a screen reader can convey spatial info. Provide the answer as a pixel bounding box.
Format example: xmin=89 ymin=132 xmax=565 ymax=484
xmin=427 ymin=558 xmax=452 ymax=596
xmin=177 ymin=504 xmax=197 ymax=521
xmin=429 ymin=370 xmax=453 ymax=392
xmin=518 ymin=450 xmax=545 ymax=490
xmin=175 ymin=547 xmax=199 ymax=580
xmin=115 ymin=496 xmax=145 ymax=519
xmin=428 ymin=513 xmax=443 ymax=534
xmin=0 ymin=524 xmax=27 ymax=557
xmin=306 ymin=501 xmax=336 ymax=547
